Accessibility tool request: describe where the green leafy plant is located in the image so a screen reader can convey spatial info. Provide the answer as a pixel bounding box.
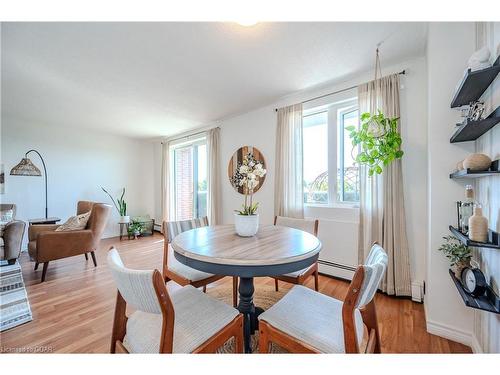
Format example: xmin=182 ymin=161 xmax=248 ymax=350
xmin=101 ymin=187 xmax=127 ymax=216
xmin=438 ymin=236 xmax=471 ymax=267
xmin=347 ymin=111 xmax=404 ymax=176
xmin=235 ymin=202 xmax=259 ymax=216
xmin=128 ymin=221 xmax=145 ymax=235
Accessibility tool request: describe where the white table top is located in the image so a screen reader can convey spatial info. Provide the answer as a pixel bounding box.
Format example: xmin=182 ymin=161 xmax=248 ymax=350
xmin=171 ymin=224 xmax=322 ymax=267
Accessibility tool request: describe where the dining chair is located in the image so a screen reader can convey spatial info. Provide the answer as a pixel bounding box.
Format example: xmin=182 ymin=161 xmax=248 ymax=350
xmin=108 ymin=247 xmax=244 ymax=353
xmin=163 ymin=217 xmax=238 ymax=307
xmin=272 ymin=216 xmax=320 ymax=291
xmin=258 ymin=243 xmax=388 ymax=353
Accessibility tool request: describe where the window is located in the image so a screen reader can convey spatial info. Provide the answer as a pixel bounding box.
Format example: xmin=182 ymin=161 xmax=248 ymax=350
xmin=303 ymin=96 xmax=359 ymax=205
xmin=170 ymin=137 xmax=207 ymax=220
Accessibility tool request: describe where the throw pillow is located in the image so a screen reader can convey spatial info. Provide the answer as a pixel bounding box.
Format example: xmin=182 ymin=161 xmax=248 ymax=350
xmin=55 ymin=211 xmax=91 ymax=232
xmin=0 ymin=209 xmax=14 ymax=225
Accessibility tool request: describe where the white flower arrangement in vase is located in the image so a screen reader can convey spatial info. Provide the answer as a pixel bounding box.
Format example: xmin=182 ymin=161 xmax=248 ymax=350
xmin=232 ymin=153 xmax=267 ymax=236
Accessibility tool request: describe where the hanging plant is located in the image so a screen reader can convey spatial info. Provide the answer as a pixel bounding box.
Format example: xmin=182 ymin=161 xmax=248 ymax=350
xmin=347 ymin=110 xmax=404 ymax=176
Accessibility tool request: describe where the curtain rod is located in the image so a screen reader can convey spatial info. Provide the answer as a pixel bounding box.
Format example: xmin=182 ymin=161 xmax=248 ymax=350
xmin=274 ymin=69 xmax=405 ymax=112
xmin=161 ymin=126 xmax=220 ymax=145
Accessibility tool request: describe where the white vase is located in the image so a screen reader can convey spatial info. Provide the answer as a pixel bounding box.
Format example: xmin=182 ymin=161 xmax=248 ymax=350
xmin=119 ymin=215 xmax=130 ymax=224
xmin=234 ymin=213 xmax=259 ymax=237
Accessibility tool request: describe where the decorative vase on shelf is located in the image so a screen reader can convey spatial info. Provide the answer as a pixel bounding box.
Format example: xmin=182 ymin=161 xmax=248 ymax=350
xmin=454 ymin=259 xmax=471 ymax=279
xmin=463 ymin=153 xmax=491 ymax=171
xmin=234 ymin=213 xmax=259 ymax=237
xmin=469 ymin=205 xmax=488 ymax=243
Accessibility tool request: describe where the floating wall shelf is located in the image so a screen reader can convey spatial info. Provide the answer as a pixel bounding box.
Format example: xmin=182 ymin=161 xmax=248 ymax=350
xmin=449 ymin=163 xmax=500 ymax=179
xmin=449 ymin=226 xmax=500 ymax=250
xmin=450 ymin=106 xmax=500 ymax=143
xmin=450 ymin=56 xmax=500 ymax=108
xmin=449 ymin=270 xmax=500 ymax=314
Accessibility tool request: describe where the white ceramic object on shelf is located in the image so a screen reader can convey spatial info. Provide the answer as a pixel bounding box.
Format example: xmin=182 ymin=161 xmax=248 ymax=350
xmin=469 ymin=205 xmax=488 ymax=243
xmin=119 ymin=215 xmax=130 ymax=224
xmin=234 ymin=213 xmax=259 ymax=237
xmin=463 ymin=153 xmax=491 ymax=171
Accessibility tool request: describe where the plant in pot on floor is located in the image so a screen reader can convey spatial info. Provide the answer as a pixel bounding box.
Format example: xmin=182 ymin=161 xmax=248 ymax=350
xmin=232 ymin=153 xmax=267 ymax=237
xmin=128 ymin=221 xmax=145 ymax=240
xmin=438 ymin=235 xmax=472 ymax=278
xmin=101 ymin=187 xmax=129 ymax=223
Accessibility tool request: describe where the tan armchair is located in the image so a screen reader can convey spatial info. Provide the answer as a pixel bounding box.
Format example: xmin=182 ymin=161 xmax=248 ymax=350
xmin=28 ymin=201 xmax=111 ymax=282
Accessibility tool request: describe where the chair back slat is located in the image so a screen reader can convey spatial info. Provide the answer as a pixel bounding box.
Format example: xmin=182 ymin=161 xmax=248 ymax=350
xmin=275 ymin=216 xmax=318 ymax=236
xmin=164 ymin=216 xmax=209 ymax=243
xmin=356 ymin=244 xmax=388 ymax=308
xmin=107 ymin=247 xmax=162 ymax=314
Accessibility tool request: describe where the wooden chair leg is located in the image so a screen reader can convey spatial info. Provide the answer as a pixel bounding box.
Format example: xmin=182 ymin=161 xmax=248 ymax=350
xmin=274 ymin=279 xmax=279 ymax=292
xmin=314 ymin=269 xmax=319 ymax=291
xmin=232 ymin=277 xmax=238 ymax=307
xmin=41 ymin=262 xmax=49 ymax=282
xmin=90 ymin=251 xmax=97 ymax=267
xmin=34 ymin=262 xmax=39 ymax=271
xmin=235 ymin=316 xmax=244 ymax=353
xmin=84 ymin=253 xmax=89 ymax=260
xmin=203 ymin=285 xmax=207 ymax=293
xmin=259 ymin=322 xmax=270 ymax=353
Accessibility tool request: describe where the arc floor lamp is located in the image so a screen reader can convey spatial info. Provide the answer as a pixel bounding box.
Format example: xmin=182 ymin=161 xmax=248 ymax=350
xmin=10 ymin=149 xmax=48 ymax=219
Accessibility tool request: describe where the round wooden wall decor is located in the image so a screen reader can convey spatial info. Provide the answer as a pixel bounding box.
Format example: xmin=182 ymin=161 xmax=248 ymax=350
xmin=228 ymin=146 xmax=266 ymax=194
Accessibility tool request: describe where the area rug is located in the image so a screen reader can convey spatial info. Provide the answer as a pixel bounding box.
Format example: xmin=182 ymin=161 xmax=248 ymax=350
xmin=0 ymin=261 xmax=33 ymax=332
xmin=207 ymin=283 xmax=289 ymax=353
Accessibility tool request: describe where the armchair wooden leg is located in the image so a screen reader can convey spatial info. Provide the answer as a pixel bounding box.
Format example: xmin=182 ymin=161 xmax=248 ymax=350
xmin=274 ymin=279 xmax=279 ymax=292
xmin=203 ymin=285 xmax=207 ymax=293
xmin=84 ymin=253 xmax=89 ymax=260
xmin=90 ymin=251 xmax=97 ymax=267
xmin=314 ymin=269 xmax=319 ymax=291
xmin=41 ymin=262 xmax=49 ymax=282
xmin=232 ymin=277 xmax=238 ymax=307
xmin=34 ymin=262 xmax=39 ymax=271
xmin=259 ymin=321 xmax=270 ymax=353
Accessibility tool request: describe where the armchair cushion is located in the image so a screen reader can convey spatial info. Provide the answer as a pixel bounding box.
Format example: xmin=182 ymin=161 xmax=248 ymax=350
xmin=55 ymin=211 xmax=91 ymax=232
xmin=1 ymin=220 xmax=26 ymax=262
xmin=28 ymin=224 xmax=60 ymax=242
xmin=123 ymin=285 xmax=239 ymax=353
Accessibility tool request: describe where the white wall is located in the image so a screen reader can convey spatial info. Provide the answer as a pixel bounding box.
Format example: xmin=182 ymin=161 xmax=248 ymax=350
xmin=426 ymin=22 xmax=476 ymax=345
xmin=217 ymin=56 xmax=428 ymax=287
xmin=1 ymin=116 xmax=155 ymax=243
xmin=473 ymin=22 xmax=500 ymax=354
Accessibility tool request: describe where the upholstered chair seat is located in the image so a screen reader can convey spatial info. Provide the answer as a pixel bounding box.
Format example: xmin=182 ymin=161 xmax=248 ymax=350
xmin=258 ymin=285 xmax=365 ymax=353
xmin=108 ymin=247 xmax=243 ymax=353
xmin=123 ymin=285 xmax=239 ymax=353
xmin=166 ymin=245 xmax=213 ymax=282
xmin=272 ymin=216 xmax=320 ymax=291
xmin=259 ymin=244 xmax=388 ymax=354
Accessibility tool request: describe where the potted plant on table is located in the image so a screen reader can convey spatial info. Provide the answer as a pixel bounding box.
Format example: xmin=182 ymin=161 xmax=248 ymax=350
xmin=232 ymin=153 xmax=267 ymax=237
xmin=101 ymin=187 xmax=129 ymax=223
xmin=438 ymin=235 xmax=472 ymax=278
xmin=128 ymin=220 xmax=145 ymax=240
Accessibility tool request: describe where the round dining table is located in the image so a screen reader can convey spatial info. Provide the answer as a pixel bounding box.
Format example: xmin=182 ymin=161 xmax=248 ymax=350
xmin=171 ymin=224 xmax=322 ymax=353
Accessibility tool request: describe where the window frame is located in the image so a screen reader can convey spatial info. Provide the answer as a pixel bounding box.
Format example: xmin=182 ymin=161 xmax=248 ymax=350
xmin=169 ymin=136 xmax=207 ymax=220
xmin=302 ymin=96 xmax=359 ymax=209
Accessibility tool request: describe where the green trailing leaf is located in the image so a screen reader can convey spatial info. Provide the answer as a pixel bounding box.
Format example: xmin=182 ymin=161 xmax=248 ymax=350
xmin=348 ymin=110 xmax=404 ymax=176
xmin=437 ymin=236 xmax=471 ymax=267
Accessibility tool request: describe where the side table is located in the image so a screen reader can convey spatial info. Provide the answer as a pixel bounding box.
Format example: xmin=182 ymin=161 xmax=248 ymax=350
xmin=28 ymin=217 xmax=61 ymax=225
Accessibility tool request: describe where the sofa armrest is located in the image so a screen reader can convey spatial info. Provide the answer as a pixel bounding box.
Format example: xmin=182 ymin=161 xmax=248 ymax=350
xmin=28 ymin=224 xmax=60 ymax=241
xmin=36 ymin=229 xmax=94 ymax=262
xmin=2 ymin=220 xmax=26 ymax=261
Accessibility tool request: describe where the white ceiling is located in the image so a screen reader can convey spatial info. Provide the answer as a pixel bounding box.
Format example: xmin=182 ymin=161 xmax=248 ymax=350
xmin=1 ymin=22 xmax=427 ymax=139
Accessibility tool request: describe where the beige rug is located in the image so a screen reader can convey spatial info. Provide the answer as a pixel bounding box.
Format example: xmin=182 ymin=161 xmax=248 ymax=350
xmin=207 ymin=283 xmax=289 ymax=353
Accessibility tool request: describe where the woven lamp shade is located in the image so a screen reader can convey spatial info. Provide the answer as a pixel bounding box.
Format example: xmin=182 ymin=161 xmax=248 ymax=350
xmin=10 ymin=158 xmax=42 ymax=176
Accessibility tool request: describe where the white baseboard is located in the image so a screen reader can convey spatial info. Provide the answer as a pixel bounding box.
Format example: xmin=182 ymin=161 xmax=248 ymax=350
xmin=411 ymin=281 xmax=424 ymax=303
xmin=426 ymin=319 xmax=472 ymax=347
xmin=471 ymin=334 xmax=483 ymax=353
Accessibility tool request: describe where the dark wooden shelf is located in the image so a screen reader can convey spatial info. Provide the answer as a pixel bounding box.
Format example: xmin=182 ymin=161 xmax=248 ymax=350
xmin=449 ymin=269 xmax=500 ymax=314
xmin=450 ymin=56 xmax=500 ymax=108
xmin=450 ymin=106 xmax=500 ymax=143
xmin=449 ymin=226 xmax=500 ymax=250
xmin=450 ymin=168 xmax=500 ymax=179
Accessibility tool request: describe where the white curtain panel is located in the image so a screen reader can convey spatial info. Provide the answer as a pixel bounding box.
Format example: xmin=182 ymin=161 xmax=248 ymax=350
xmin=207 ymin=127 xmax=221 ymax=225
xmin=161 ymin=140 xmax=171 ymax=228
xmin=357 ymin=74 xmax=411 ymax=297
xmin=275 ymin=104 xmax=304 ymax=219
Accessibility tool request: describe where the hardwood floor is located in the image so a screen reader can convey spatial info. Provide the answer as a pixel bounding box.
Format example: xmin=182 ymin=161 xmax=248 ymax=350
xmin=0 ymin=233 xmax=471 ymax=353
